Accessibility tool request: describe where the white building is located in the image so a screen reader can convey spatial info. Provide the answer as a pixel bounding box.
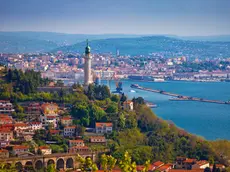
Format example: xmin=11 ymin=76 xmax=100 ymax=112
xmin=29 ymin=122 xmax=43 ymax=131
xmin=95 ymin=122 xmax=113 ymax=134
xmin=64 ymin=126 xmax=76 ymax=137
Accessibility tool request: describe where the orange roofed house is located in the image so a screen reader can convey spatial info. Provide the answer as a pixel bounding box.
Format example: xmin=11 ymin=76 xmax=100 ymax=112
xmin=89 ymin=136 xmax=106 ymax=145
xmin=0 ymin=128 xmax=14 ymax=141
xmin=11 ymin=145 xmax=29 ymax=156
xmin=0 ymin=114 xmax=13 ymax=125
xmin=69 ymin=140 xmax=85 ymax=147
xmin=95 ymin=122 xmax=113 ymax=134
xmin=123 ymin=100 xmax=133 ymax=111
xmin=40 ymin=103 xmax=59 ymax=128
xmin=0 ymin=149 xmax=9 ymax=158
xmin=61 ymin=116 xmax=73 ymax=126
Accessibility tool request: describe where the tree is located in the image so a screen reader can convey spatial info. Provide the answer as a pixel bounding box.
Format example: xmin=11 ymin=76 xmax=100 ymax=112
xmin=212 ymin=164 xmax=217 ymax=172
xmin=106 ymin=103 xmax=118 ymax=114
xmin=100 ymin=154 xmax=117 ymax=172
xmin=76 ymin=154 xmax=98 ymax=172
xmin=204 ymin=167 xmax=211 ymax=172
xmin=37 ymin=149 xmax=42 ymax=155
xmin=47 ymin=164 xmax=56 ymax=172
xmin=119 ymin=151 xmax=137 ymax=172
xmin=118 ymin=113 xmax=126 ymax=130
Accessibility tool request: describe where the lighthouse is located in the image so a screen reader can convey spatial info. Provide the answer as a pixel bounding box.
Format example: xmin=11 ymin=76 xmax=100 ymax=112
xmin=84 ymin=40 xmax=93 ymax=90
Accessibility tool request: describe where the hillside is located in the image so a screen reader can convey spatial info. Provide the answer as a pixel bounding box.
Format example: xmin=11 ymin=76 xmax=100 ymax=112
xmin=55 ymin=36 xmax=230 ymax=59
xmin=0 ymin=32 xmax=144 ymax=53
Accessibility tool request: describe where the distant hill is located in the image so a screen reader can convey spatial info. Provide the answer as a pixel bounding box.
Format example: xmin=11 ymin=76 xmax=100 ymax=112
xmin=54 ymin=36 xmax=230 ymax=59
xmin=0 ymin=31 xmax=230 ymax=55
xmin=0 ymin=31 xmax=146 ymax=53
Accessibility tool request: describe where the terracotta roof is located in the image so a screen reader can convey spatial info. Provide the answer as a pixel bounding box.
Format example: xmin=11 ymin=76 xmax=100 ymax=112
xmin=195 ymin=160 xmax=209 ymax=166
xmin=90 ymin=136 xmax=105 ymax=139
xmin=169 ymin=170 xmax=204 ymax=172
xmin=39 ymin=145 xmax=50 ymax=149
xmin=158 ymin=164 xmax=173 ymax=171
xmin=30 ymin=122 xmax=42 ymax=125
xmin=69 ymin=140 xmax=84 ymax=143
xmin=13 ymin=145 xmax=29 ymax=149
xmin=184 ymin=158 xmax=197 ymax=163
xmin=14 ymin=123 xmax=28 ymax=127
xmin=153 ymin=161 xmax=164 ymax=168
xmin=61 ymin=116 xmax=72 ymax=120
xmin=123 ymin=100 xmax=133 ymax=104
xmin=49 ymin=130 xmax=60 ymax=134
xmin=96 ymin=122 xmax=113 ymax=127
xmin=0 ymin=128 xmax=12 ymax=132
xmin=216 ymin=164 xmax=225 ymax=168
xmin=0 ymin=149 xmax=9 ymax=153
xmin=64 ymin=126 xmax=76 ymax=129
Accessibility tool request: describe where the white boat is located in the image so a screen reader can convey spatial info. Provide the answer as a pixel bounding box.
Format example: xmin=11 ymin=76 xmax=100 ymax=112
xmin=153 ymin=78 xmax=165 ymax=82
xmin=130 ymin=90 xmax=136 ymax=93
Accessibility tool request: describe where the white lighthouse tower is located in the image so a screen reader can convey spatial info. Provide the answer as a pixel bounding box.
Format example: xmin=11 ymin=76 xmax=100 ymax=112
xmin=84 ymin=40 xmax=93 ymax=90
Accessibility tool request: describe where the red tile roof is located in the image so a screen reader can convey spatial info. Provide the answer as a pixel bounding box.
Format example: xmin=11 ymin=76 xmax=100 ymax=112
xmin=39 ymin=145 xmax=50 ymax=149
xmin=12 ymin=145 xmax=29 ymax=150
xmin=96 ymin=122 xmax=113 ymax=127
xmin=69 ymin=140 xmax=84 ymax=143
xmin=184 ymin=158 xmax=197 ymax=163
xmin=153 ymin=161 xmax=164 ymax=168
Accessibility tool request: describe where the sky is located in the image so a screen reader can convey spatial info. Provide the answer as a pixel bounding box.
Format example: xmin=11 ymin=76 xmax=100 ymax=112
xmin=0 ymin=0 xmax=230 ymax=36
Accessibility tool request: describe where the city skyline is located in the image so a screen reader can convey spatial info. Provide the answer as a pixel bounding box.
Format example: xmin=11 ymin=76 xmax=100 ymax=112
xmin=0 ymin=0 xmax=230 ymax=36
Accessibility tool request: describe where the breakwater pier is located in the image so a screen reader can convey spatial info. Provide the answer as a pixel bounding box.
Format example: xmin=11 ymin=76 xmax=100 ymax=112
xmin=130 ymin=84 xmax=230 ymax=105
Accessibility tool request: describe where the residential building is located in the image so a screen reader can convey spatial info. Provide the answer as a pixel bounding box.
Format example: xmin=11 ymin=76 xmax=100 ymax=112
xmin=38 ymin=145 xmax=52 ymax=155
xmin=29 ymin=122 xmax=43 ymax=131
xmin=69 ymin=140 xmax=85 ymax=147
xmin=14 ymin=123 xmax=30 ymax=131
xmin=61 ymin=116 xmax=73 ymax=126
xmin=11 ymin=145 xmax=29 ymax=156
xmin=26 ymin=103 xmax=41 ymax=121
xmin=123 ymin=100 xmax=134 ymax=111
xmin=69 ymin=146 xmax=89 ymax=153
xmin=192 ymin=161 xmax=209 ymax=169
xmin=0 ymin=100 xmax=14 ymax=115
xmin=40 ymin=103 xmax=59 ymax=128
xmin=89 ymin=136 xmax=106 ymax=145
xmin=0 ymin=149 xmax=9 ymax=158
xmin=64 ymin=126 xmax=76 ymax=137
xmin=0 ymin=114 xmax=13 ymax=125
xmin=0 ymin=129 xmax=14 ymax=141
xmin=0 ymin=141 xmax=10 ymax=148
xmin=95 ymin=122 xmax=113 ymax=134
xmin=152 ymin=161 xmax=165 ymax=170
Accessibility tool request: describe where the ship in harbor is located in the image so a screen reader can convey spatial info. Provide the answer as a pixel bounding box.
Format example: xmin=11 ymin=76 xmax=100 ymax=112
xmin=128 ymin=75 xmax=165 ymax=82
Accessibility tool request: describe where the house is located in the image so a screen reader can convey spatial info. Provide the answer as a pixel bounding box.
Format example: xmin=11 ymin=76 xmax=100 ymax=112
xmin=11 ymin=145 xmax=29 ymax=156
xmin=38 ymin=145 xmax=52 ymax=155
xmin=64 ymin=126 xmax=76 ymax=137
xmin=69 ymin=140 xmax=85 ymax=147
xmin=29 ymin=122 xmax=43 ymax=131
xmin=123 ymin=100 xmax=133 ymax=111
xmin=0 ymin=100 xmax=14 ymax=115
xmin=61 ymin=116 xmax=73 ymax=126
xmin=0 ymin=129 xmax=14 ymax=141
xmin=192 ymin=161 xmax=209 ymax=169
xmin=89 ymin=136 xmax=106 ymax=145
xmin=26 ymin=103 xmax=41 ymax=121
xmin=183 ymin=158 xmax=197 ymax=170
xmin=48 ymin=129 xmax=60 ymax=135
xmin=0 ymin=114 xmax=13 ymax=125
xmin=40 ymin=103 xmax=59 ymax=128
xmin=69 ymin=146 xmax=89 ymax=153
xmin=14 ymin=123 xmax=30 ymax=131
xmin=0 ymin=149 xmax=9 ymax=158
xmin=95 ymin=122 xmax=113 ymax=134
xmin=215 ymin=164 xmax=226 ymax=170
xmin=41 ymin=103 xmax=59 ymax=115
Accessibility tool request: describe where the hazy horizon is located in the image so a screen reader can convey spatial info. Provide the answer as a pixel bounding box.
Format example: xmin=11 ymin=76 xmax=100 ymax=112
xmin=0 ymin=0 xmax=230 ymax=36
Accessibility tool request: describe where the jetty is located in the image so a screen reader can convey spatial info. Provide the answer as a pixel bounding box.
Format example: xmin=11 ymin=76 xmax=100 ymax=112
xmin=130 ymin=84 xmax=230 ymax=105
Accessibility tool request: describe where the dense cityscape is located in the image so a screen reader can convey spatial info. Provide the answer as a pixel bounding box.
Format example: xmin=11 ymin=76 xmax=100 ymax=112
xmin=1 ymin=51 xmax=230 ymax=83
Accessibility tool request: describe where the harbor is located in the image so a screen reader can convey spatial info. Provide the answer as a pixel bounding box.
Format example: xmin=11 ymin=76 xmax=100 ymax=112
xmin=131 ymin=84 xmax=230 ymax=105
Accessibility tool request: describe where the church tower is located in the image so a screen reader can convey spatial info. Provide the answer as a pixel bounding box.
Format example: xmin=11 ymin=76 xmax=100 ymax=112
xmin=84 ymin=40 xmax=93 ymax=90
